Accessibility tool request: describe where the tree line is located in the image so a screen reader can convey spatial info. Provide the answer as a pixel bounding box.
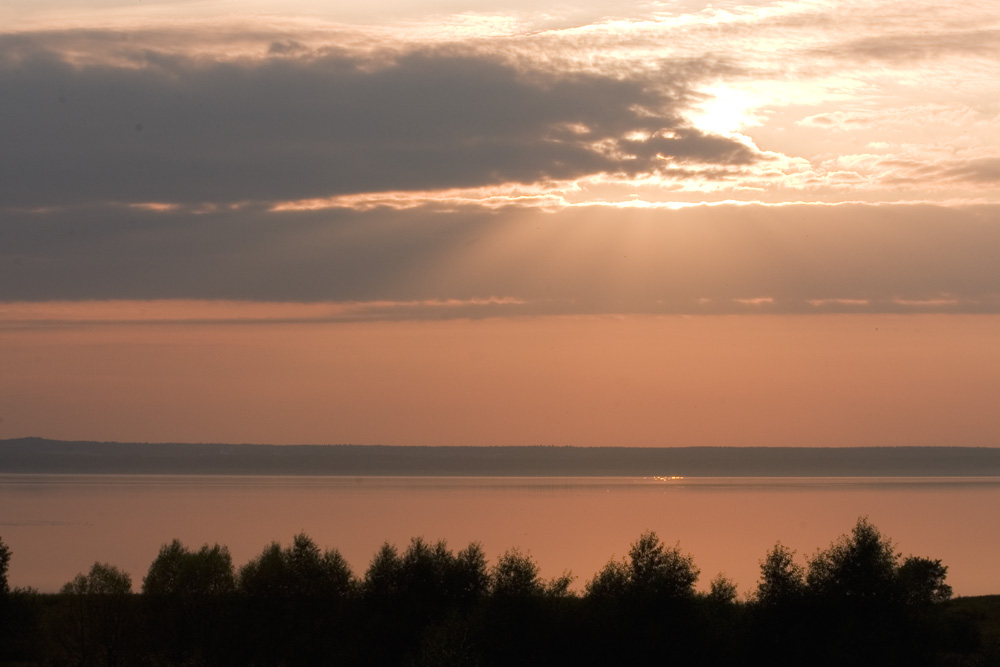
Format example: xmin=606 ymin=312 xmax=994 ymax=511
xmin=0 ymin=518 xmax=989 ymax=666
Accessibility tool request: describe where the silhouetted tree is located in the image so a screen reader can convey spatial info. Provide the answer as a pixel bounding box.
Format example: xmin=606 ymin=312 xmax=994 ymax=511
xmin=545 ymin=570 xmax=575 ymax=597
xmin=585 ymin=532 xmax=699 ymax=603
xmin=59 ymin=563 xmax=133 ymax=667
xmin=450 ymin=542 xmax=489 ymax=603
xmin=582 ymin=533 xmax=701 ymax=665
xmin=364 ymin=542 xmax=402 ymax=598
xmin=626 ymin=531 xmax=699 ymax=600
xmin=749 ymin=542 xmax=811 ymax=665
xmin=361 ymin=539 xmax=485 ymax=666
xmin=0 ymin=537 xmax=15 ymax=663
xmin=399 ymin=537 xmax=445 ymax=603
xmin=708 ymin=573 xmax=739 ymax=605
xmin=482 ymin=548 xmax=577 ymax=667
xmin=0 ymin=536 xmax=9 ymax=595
xmin=491 ymin=548 xmax=544 ymax=598
xmin=755 ymin=542 xmax=806 ymax=606
xmin=236 ymin=534 xmax=356 ymax=666
xmin=62 ymin=562 xmax=132 ymax=597
xmin=795 ymin=518 xmax=957 ymax=667
xmin=141 ymin=540 xmax=236 ymax=664
xmin=898 ymin=556 xmax=952 ymax=605
xmin=0 ymin=523 xmax=973 ymax=667
xmin=807 ymin=517 xmax=898 ymax=600
xmin=362 ymin=538 xmax=490 ymax=609
xmin=239 ymin=533 xmax=354 ymax=598
xmin=290 ymin=533 xmax=355 ymax=598
xmin=143 ymin=539 xmax=235 ymax=596
xmin=391 ymin=537 xmax=493 ymax=610
xmin=585 ymin=559 xmax=629 ymax=600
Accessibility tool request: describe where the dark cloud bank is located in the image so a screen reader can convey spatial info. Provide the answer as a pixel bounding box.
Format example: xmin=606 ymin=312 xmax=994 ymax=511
xmin=3 ymin=30 xmax=999 ymax=317
xmin=2 ymin=203 xmax=1000 ymax=315
xmin=0 ymin=33 xmax=754 ymax=208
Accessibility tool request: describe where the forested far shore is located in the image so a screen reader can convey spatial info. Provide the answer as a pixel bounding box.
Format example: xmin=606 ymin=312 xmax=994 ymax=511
xmin=4 ymin=437 xmax=1000 ymax=476
xmin=1 ymin=519 xmax=998 ymax=666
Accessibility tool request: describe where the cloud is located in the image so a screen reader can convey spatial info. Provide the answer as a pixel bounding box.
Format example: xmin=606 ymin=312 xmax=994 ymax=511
xmin=815 ymin=28 xmax=1000 ymax=64
xmin=872 ymin=154 xmax=1000 ymax=189
xmin=796 ymin=104 xmax=985 ymax=131
xmin=941 ymin=157 xmax=1000 ymax=184
xmin=0 ymin=298 xmax=530 ymax=328
xmin=0 ymin=32 xmax=758 ymax=209
xmin=3 ymin=201 xmax=1000 ymax=314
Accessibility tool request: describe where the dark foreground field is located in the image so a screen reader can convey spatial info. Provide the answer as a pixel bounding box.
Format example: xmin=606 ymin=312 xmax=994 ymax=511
xmin=2 ymin=518 xmax=999 ymax=667
xmin=1 ymin=591 xmax=997 ymax=667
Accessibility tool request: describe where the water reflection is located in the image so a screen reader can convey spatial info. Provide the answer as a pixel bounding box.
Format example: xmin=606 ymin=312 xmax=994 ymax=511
xmin=2 ymin=474 xmax=998 ymax=596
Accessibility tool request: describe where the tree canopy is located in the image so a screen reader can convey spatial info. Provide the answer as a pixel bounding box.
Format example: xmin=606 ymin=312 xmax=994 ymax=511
xmin=0 ymin=536 xmax=10 ymax=596
xmin=0 ymin=519 xmax=976 ymax=667
xmin=750 ymin=517 xmax=955 ymax=608
xmin=143 ymin=540 xmax=235 ymax=596
xmin=239 ymin=533 xmax=355 ymax=598
xmin=755 ymin=542 xmax=806 ymax=606
xmin=807 ymin=517 xmax=900 ymax=600
xmin=586 ymin=531 xmax=699 ymax=601
xmin=62 ymin=563 xmax=132 ymax=596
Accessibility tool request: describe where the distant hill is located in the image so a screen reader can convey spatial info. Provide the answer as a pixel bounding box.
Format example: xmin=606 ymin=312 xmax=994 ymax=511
xmin=2 ymin=437 xmax=1000 ymax=476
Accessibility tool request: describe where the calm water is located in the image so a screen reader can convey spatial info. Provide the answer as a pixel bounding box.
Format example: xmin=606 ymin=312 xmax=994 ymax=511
xmin=2 ymin=475 xmax=1000 ymax=596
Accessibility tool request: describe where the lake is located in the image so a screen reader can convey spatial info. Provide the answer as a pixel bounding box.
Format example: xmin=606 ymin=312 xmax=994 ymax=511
xmin=2 ymin=474 xmax=999 ymax=596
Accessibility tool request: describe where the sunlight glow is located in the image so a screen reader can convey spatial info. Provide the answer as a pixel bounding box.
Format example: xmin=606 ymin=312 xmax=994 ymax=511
xmin=689 ymin=85 xmax=762 ymax=136
xmin=268 ymin=183 xmax=575 ymax=212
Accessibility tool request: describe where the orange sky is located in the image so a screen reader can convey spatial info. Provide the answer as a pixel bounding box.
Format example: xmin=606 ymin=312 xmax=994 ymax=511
xmin=2 ymin=0 xmax=999 ymax=446
xmin=2 ymin=312 xmax=999 ymax=446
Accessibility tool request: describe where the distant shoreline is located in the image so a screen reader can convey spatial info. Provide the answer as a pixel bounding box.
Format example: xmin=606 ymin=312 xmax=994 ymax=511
xmin=3 ymin=437 xmax=1000 ymax=477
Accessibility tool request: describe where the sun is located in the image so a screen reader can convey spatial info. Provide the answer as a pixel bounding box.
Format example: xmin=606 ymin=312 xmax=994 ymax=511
xmin=688 ymin=85 xmax=761 ymax=136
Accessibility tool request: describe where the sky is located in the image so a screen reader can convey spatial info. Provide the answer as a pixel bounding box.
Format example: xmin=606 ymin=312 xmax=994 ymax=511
xmin=1 ymin=0 xmax=999 ymax=445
